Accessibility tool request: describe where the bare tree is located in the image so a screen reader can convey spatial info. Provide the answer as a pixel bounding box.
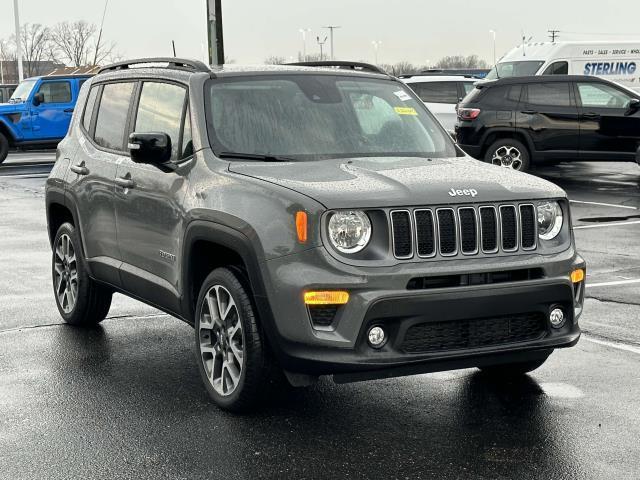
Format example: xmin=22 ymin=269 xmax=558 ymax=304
xmin=264 ymin=56 xmax=287 ymax=65
xmin=434 ymin=55 xmax=489 ymax=69
xmin=13 ymin=24 xmax=53 ymax=77
xmin=50 ymin=21 xmax=97 ymax=67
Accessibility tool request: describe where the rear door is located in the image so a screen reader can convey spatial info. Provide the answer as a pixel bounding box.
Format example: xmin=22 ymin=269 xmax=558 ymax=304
xmin=574 ymin=80 xmax=640 ymax=160
xmin=114 ymin=80 xmax=192 ymax=313
xmin=30 ymin=79 xmax=75 ymax=139
xmin=409 ymin=81 xmax=460 ymax=132
xmin=521 ymin=81 xmax=580 ymax=159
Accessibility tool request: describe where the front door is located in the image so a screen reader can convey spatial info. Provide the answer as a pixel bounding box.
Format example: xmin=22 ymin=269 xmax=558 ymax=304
xmin=575 ymin=80 xmax=640 ymax=161
xmin=30 ymin=79 xmax=75 ymax=140
xmin=521 ymin=81 xmax=580 ymax=160
xmin=114 ymin=81 xmax=192 ymax=313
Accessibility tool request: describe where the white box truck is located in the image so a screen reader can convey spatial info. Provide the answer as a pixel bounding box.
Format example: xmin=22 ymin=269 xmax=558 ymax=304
xmin=486 ymin=41 xmax=640 ymax=92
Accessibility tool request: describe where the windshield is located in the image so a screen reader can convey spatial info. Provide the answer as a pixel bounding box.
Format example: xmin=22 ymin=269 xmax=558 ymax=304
xmin=206 ymin=75 xmax=457 ymax=161
xmin=485 ymin=61 xmax=545 ymax=80
xmin=9 ymin=79 xmax=37 ymax=102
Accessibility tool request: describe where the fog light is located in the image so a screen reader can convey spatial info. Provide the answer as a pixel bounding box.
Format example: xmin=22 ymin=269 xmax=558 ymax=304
xmin=368 ymin=326 xmax=386 ymax=348
xmin=549 ymin=308 xmax=565 ymax=328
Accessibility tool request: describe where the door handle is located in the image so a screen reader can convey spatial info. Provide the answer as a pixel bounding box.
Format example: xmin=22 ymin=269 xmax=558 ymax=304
xmin=582 ymin=112 xmax=600 ymax=119
xmin=521 ymin=110 xmax=538 ymax=115
xmin=70 ymin=163 xmax=89 ymax=175
xmin=115 ymin=176 xmax=135 ymax=189
xmin=63 ymin=108 xmax=74 ymax=113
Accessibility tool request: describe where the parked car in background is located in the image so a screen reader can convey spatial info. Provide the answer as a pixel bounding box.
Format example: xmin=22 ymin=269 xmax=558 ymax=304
xmin=455 ymin=75 xmax=640 ymax=171
xmin=486 ymin=41 xmax=640 ymax=93
xmin=0 ymin=74 xmax=91 ymax=163
xmin=0 ymin=84 xmax=17 ymax=104
xmin=401 ymin=74 xmax=477 ymax=133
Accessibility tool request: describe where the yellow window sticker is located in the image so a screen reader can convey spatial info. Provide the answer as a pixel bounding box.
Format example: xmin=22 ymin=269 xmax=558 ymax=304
xmin=394 ymin=106 xmax=418 ymax=116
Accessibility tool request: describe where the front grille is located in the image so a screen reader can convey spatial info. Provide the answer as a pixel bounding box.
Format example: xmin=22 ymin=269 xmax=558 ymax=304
xmin=401 ymin=312 xmax=547 ymax=354
xmin=390 ymin=203 xmax=537 ymax=259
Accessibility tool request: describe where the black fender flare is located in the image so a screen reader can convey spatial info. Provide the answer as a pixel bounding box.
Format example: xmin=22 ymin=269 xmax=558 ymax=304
xmin=0 ymin=118 xmax=17 ymax=145
xmin=480 ymin=128 xmax=536 ymax=159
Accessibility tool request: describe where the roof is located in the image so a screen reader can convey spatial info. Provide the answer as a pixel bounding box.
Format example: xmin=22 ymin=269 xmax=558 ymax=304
xmin=401 ymin=75 xmax=476 ymax=83
xmin=500 ymin=40 xmax=640 ymax=62
xmin=475 ymin=75 xmax=617 ymax=88
xmin=24 ymin=73 xmax=94 ymax=81
xmin=47 ymin=65 xmax=100 ymax=76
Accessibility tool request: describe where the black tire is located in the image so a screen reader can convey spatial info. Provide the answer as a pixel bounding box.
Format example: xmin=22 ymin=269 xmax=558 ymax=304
xmin=0 ymin=132 xmax=9 ymax=164
xmin=478 ymin=356 xmax=548 ymax=377
xmin=52 ymin=222 xmax=112 ymax=326
xmin=194 ymin=267 xmax=274 ymax=412
xmin=483 ymin=138 xmax=531 ymax=172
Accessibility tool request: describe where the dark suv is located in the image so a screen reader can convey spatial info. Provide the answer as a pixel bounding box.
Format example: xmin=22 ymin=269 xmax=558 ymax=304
xmin=45 ymin=58 xmax=585 ymax=411
xmin=456 ymin=75 xmax=640 ymax=171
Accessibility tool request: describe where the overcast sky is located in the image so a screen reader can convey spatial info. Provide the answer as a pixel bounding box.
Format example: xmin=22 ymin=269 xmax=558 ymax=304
xmin=2 ymin=0 xmax=640 ymax=66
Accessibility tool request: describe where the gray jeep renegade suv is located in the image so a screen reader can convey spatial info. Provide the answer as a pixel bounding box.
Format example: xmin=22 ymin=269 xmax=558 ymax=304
xmin=45 ymin=58 xmax=586 ymax=411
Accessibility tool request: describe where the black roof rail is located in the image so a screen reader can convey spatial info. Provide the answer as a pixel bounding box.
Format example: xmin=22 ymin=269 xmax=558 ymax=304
xmin=286 ymin=61 xmax=387 ymax=75
xmin=97 ymin=57 xmax=210 ymax=74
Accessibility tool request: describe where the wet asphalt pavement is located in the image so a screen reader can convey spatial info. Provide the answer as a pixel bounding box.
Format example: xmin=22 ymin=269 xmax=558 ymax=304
xmin=0 ymin=152 xmax=639 ymax=479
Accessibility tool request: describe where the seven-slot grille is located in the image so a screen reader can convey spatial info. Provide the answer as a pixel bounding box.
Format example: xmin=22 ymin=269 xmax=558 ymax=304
xmin=391 ymin=203 xmax=536 ymax=259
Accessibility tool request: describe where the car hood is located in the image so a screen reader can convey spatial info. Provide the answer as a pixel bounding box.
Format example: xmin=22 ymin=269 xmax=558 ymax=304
xmin=228 ymin=156 xmax=565 ymax=209
xmin=0 ymin=102 xmax=22 ymax=113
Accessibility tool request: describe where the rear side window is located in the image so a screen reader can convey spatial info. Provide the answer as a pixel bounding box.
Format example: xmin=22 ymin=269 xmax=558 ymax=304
xmin=479 ymin=85 xmax=522 ymax=108
xmin=461 ymin=82 xmax=475 ymax=95
xmin=526 ymin=82 xmax=571 ymax=107
xmin=37 ymin=81 xmax=72 ymax=103
xmin=134 ymin=82 xmax=187 ymax=161
xmin=94 ymin=82 xmax=135 ymax=151
xmin=542 ymin=61 xmax=569 ymax=75
xmin=411 ymin=82 xmax=459 ymax=103
xmin=82 ymin=86 xmax=99 ymax=132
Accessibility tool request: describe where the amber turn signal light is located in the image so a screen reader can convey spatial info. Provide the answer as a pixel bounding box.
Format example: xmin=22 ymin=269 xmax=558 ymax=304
xmin=304 ymin=291 xmax=350 ymax=305
xmin=296 ymin=211 xmax=307 ymax=243
xmin=570 ymin=268 xmax=585 ymax=283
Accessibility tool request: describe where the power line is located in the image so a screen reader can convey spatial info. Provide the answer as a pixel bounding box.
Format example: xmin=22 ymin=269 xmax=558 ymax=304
xmin=548 ymin=29 xmax=560 ymax=42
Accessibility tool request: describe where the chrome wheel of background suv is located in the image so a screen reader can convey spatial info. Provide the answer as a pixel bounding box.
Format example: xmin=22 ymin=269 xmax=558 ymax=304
xmin=53 ymin=233 xmax=78 ymax=313
xmin=198 ymin=285 xmax=244 ymax=396
xmin=491 ymin=145 xmax=524 ymax=170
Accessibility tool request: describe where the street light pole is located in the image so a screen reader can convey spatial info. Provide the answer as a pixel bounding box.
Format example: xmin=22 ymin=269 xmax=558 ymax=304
xmin=489 ymin=30 xmax=496 ymax=66
xmin=299 ymin=28 xmax=311 ymax=60
xmin=371 ymin=41 xmax=382 ymax=65
xmin=316 ymin=36 xmax=327 ymax=61
xmin=206 ymin=0 xmax=224 ymax=65
xmin=323 ymin=26 xmax=341 ymax=60
xmin=13 ymin=0 xmax=23 ymax=82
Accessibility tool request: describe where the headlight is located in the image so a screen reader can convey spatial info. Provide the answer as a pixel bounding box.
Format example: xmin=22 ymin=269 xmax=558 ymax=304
xmin=537 ymin=201 xmax=563 ymax=240
xmin=328 ymin=210 xmax=372 ymax=253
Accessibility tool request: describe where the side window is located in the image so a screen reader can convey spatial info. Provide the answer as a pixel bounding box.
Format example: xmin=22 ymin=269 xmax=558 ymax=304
xmin=0 ymin=90 xmax=3 ymax=103
xmin=542 ymin=61 xmax=569 ymax=75
xmin=82 ymin=86 xmax=99 ymax=132
xmin=181 ymin=104 xmax=193 ymax=158
xmin=37 ymin=81 xmax=72 ymax=103
xmin=480 ymin=85 xmax=522 ymax=108
xmin=94 ymin=82 xmax=135 ymax=151
xmin=411 ymin=82 xmax=459 ymax=103
xmin=577 ymin=82 xmax=632 ymax=109
xmin=78 ymin=79 xmax=87 ymax=90
xmin=526 ymin=82 xmax=571 ymax=107
xmin=134 ymin=82 xmax=187 ymax=160
xmin=461 ymin=82 xmax=475 ymax=95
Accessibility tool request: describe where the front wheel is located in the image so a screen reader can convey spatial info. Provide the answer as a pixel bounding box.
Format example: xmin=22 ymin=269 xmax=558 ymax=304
xmin=194 ymin=267 xmax=274 ymax=412
xmin=484 ymin=139 xmax=530 ymax=172
xmin=478 ymin=356 xmax=548 ymax=377
xmin=0 ymin=133 xmax=9 ymax=164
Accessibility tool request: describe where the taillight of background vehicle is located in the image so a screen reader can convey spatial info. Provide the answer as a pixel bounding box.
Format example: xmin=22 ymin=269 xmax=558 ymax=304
xmin=457 ymin=108 xmax=481 ymax=121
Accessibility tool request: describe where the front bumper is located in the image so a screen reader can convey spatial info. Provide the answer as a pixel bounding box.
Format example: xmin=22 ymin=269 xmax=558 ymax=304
xmin=257 ymin=246 xmax=585 ymax=379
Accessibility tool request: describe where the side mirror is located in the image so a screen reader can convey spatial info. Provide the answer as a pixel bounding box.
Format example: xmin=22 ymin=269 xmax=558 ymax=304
xmin=128 ymin=132 xmax=172 ymax=164
xmin=33 ymin=92 xmax=44 ymax=106
xmin=627 ymin=98 xmax=640 ymax=113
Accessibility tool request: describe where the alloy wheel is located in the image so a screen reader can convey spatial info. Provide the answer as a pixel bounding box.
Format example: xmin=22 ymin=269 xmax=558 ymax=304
xmin=53 ymin=233 xmax=78 ymax=313
xmin=198 ymin=285 xmax=244 ymax=396
xmin=491 ymin=145 xmax=523 ymax=170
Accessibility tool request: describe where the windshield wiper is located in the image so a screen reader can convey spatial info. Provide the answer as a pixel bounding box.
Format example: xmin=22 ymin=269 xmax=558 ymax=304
xmin=218 ymin=151 xmax=296 ymax=162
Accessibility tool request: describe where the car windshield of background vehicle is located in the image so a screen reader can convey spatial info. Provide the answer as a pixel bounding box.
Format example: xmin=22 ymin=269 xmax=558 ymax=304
xmin=206 ymin=75 xmax=457 ymax=161
xmin=485 ymin=61 xmax=545 ymax=79
xmin=9 ymin=79 xmax=37 ymax=103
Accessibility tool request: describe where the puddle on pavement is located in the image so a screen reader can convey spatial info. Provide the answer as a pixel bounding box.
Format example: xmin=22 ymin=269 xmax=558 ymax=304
xmin=539 ymin=382 xmax=584 ymax=399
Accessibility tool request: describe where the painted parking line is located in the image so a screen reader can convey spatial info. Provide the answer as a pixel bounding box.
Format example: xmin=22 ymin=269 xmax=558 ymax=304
xmin=582 ymin=335 xmax=640 ymax=355
xmin=586 ymin=278 xmax=640 ymax=288
xmin=574 ymin=220 xmax=640 ymax=230
xmin=569 ymin=200 xmax=638 ymax=210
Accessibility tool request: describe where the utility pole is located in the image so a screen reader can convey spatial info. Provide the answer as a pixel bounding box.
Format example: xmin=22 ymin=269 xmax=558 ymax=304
xmin=548 ymin=29 xmax=560 ymax=43
xmin=316 ymin=36 xmax=327 ymax=61
xmin=323 ymin=25 xmax=341 ymax=60
xmin=489 ymin=30 xmax=496 ymax=65
xmin=207 ymin=0 xmax=224 ymax=65
xmin=299 ymin=28 xmax=311 ymax=60
xmin=13 ymin=0 xmax=23 ymax=82
xmin=371 ymin=41 xmax=382 ymax=65
xmin=93 ymin=0 xmax=109 ymax=66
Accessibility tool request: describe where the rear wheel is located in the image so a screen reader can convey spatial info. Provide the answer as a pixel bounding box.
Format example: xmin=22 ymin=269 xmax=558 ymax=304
xmin=0 ymin=133 xmax=9 ymax=164
xmin=52 ymin=222 xmax=112 ymax=325
xmin=194 ymin=267 xmax=274 ymax=412
xmin=479 ymin=356 xmax=548 ymax=377
xmin=484 ymin=139 xmax=530 ymax=172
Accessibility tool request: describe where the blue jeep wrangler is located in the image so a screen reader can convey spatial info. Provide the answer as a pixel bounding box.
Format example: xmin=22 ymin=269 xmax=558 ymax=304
xmin=0 ymin=74 xmax=91 ymax=163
